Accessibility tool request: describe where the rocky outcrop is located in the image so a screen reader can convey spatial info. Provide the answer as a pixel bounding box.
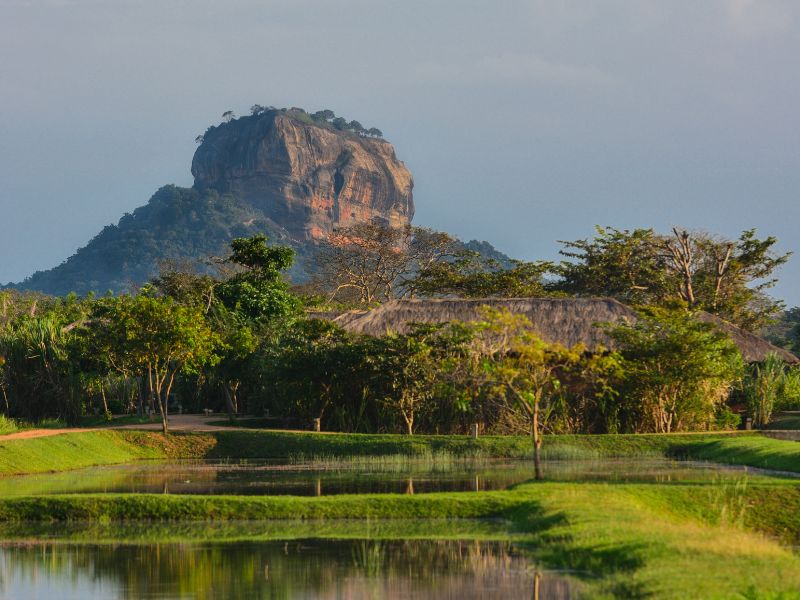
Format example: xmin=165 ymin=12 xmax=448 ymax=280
xmin=10 ymin=109 xmax=416 ymax=296
xmin=191 ymin=111 xmax=414 ymax=240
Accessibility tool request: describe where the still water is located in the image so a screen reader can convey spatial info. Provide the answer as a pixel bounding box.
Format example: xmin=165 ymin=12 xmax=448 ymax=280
xmin=0 ymin=539 xmax=577 ymax=599
xmin=0 ymin=457 xmax=770 ymax=498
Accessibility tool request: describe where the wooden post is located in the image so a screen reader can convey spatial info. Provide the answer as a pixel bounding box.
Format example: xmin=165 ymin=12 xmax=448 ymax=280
xmin=470 ymin=423 xmax=479 ymax=439
xmin=313 ymin=418 xmax=321 ymax=432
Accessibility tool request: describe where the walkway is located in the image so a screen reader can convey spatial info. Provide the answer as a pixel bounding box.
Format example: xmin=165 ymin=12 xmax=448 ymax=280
xmin=0 ymin=414 xmax=232 ymax=441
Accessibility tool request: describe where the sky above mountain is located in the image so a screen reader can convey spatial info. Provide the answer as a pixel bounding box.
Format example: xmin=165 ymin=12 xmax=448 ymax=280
xmin=1 ymin=0 xmax=798 ymax=305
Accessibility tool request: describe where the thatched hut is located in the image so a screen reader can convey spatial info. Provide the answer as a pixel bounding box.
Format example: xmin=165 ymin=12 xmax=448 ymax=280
xmin=310 ymin=298 xmax=798 ymax=364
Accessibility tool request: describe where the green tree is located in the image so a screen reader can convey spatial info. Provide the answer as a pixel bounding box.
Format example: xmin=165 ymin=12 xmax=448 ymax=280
xmin=377 ymin=332 xmax=438 ymax=435
xmin=0 ymin=316 xmax=82 ymax=423
xmin=556 ymin=226 xmax=669 ymax=305
xmin=462 ymin=308 xmax=582 ymax=478
xmin=90 ymin=293 xmax=220 ymax=433
xmin=216 ymin=234 xmax=300 ymax=324
xmin=556 ymin=226 xmax=789 ymax=330
xmin=607 ymin=308 xmax=744 ymax=433
xmin=413 ymin=255 xmax=553 ymax=298
xmin=312 ymin=109 xmax=335 ymax=122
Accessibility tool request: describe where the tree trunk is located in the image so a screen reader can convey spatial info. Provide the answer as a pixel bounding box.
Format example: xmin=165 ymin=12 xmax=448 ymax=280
xmin=404 ymin=412 xmax=414 ymax=435
xmin=136 ymin=377 xmax=144 ymax=417
xmin=223 ymin=383 xmax=236 ymax=422
xmin=532 ymin=404 xmax=543 ymax=480
xmin=100 ymin=382 xmax=109 ymax=416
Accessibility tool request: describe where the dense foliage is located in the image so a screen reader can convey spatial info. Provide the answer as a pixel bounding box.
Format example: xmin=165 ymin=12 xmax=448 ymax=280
xmin=12 ymin=185 xmax=305 ymax=297
xmin=555 ymin=226 xmax=790 ymax=331
xmin=2 ymin=224 xmax=796 ymax=435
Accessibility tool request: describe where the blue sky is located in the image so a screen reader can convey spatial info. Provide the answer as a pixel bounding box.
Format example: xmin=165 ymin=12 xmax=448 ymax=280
xmin=1 ymin=0 xmax=798 ymax=305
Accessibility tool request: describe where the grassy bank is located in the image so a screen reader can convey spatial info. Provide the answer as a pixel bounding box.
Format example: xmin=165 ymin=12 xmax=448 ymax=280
xmin=0 ymin=430 xmax=214 ymax=475
xmin=2 ymin=428 xmax=796 ymax=476
xmin=670 ymin=434 xmax=800 ymax=473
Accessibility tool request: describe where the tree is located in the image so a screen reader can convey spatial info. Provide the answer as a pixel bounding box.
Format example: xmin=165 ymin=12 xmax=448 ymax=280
xmin=150 ymin=261 xmax=218 ymax=312
xmin=149 ymin=237 xmax=298 ymax=418
xmin=331 ymin=117 xmax=348 ymax=130
xmin=607 ymin=308 xmax=744 ymax=433
xmin=413 ymin=255 xmax=554 ymax=298
xmin=312 ymin=109 xmax=335 ymax=122
xmin=377 ymin=332 xmax=438 ymax=435
xmin=90 ymin=293 xmax=220 ymax=433
xmin=222 ymin=110 xmax=235 ymax=122
xmin=0 ymin=315 xmax=82 ymax=424
xmin=366 ymin=127 xmax=383 ymax=138
xmin=258 ymin=319 xmax=367 ymax=429
xmin=195 ymin=135 xmax=204 ymax=144
xmin=216 ymin=234 xmax=300 ymax=323
xmin=556 ymin=226 xmax=790 ymax=330
xmin=555 ymin=226 xmax=670 ymax=305
xmin=461 ymin=308 xmax=582 ymax=478
xmin=310 ymin=224 xmax=461 ymax=304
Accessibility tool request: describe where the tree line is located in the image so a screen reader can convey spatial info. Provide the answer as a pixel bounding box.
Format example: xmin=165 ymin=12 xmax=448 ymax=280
xmin=0 ymin=224 xmax=797 ymax=446
xmin=196 ymin=107 xmax=384 ymax=144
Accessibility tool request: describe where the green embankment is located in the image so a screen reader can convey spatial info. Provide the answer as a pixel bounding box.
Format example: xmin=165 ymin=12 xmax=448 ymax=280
xmin=668 ymin=434 xmax=800 ymax=472
xmin=2 ymin=428 xmax=798 ymax=476
xmin=0 ymin=431 xmax=163 ymax=475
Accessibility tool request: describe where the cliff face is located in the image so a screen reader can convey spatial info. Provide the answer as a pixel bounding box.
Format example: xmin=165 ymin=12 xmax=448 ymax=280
xmin=191 ymin=112 xmax=414 ymax=240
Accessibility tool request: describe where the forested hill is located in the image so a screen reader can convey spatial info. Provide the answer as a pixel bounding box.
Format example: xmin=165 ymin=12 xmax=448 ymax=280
xmin=12 ymin=185 xmax=307 ymax=296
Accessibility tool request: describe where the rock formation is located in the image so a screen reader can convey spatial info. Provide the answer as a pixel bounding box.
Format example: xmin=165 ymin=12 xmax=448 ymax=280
xmin=191 ymin=111 xmax=414 ymax=240
xmin=11 ymin=108 xmax=416 ymax=295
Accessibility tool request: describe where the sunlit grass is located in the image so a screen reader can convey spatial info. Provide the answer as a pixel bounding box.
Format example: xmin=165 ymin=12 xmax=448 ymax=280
xmin=0 ymin=415 xmax=21 ymax=435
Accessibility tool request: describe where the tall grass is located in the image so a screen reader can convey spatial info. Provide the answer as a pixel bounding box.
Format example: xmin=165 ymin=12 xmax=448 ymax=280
xmin=707 ymin=475 xmax=750 ymax=528
xmin=286 ymin=451 xmax=504 ymax=471
xmin=0 ymin=415 xmax=20 ymax=435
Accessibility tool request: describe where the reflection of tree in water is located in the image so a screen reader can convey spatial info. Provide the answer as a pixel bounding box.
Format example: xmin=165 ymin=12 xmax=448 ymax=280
xmin=0 ymin=539 xmax=579 ymax=599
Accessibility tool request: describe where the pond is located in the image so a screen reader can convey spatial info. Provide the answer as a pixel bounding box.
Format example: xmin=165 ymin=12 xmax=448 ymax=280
xmin=0 ymin=457 xmax=776 ymax=498
xmin=0 ymin=538 xmax=578 ymax=599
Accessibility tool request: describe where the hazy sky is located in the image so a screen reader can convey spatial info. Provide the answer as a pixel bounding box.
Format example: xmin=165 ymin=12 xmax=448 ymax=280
xmin=1 ymin=0 xmax=798 ymax=305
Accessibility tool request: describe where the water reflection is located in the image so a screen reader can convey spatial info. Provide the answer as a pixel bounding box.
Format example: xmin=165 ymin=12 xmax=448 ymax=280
xmin=0 ymin=539 xmax=578 ymax=599
xmin=0 ymin=457 xmax=777 ymax=498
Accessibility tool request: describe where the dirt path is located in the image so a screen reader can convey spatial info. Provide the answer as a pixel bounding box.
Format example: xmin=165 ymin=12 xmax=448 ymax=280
xmin=0 ymin=427 xmax=92 ymax=441
xmin=0 ymin=414 xmax=232 ymax=441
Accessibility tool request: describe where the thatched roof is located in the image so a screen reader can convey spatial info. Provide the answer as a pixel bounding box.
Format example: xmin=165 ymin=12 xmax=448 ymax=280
xmin=310 ymin=298 xmax=798 ymax=364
